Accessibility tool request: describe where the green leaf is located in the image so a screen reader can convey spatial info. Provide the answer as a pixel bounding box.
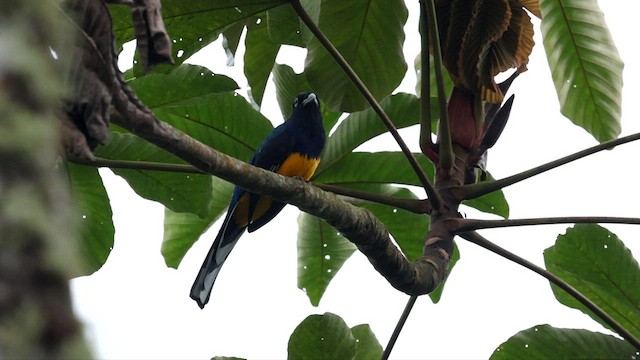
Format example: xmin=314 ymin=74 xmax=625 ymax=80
xmin=128 ymin=64 xmax=239 ymax=107
xmin=128 ymin=64 xmax=274 ymax=161
xmin=544 ymin=224 xmax=640 ymax=337
xmin=540 ymin=0 xmax=623 ymax=142
xmin=67 ymin=164 xmax=114 ymax=275
xmin=109 ymin=0 xmax=287 ymax=65
xmin=314 ymin=152 xmax=434 ymax=186
xmin=273 ymin=63 xmax=341 ymax=132
xmin=462 ymin=172 xmax=509 ymax=218
xmin=288 ymin=313 xmax=356 ymax=360
xmin=95 ymin=133 xmax=212 ymax=218
xmin=245 ymin=15 xmax=281 ymax=106
xmin=351 ymin=324 xmax=383 ymax=360
xmin=162 ymin=176 xmax=234 ymax=268
xmin=267 ymin=5 xmax=304 ymax=46
xmin=222 ymin=20 xmax=246 ymax=66
xmin=491 ymin=324 xmax=637 ymax=359
xmin=297 ymin=213 xmax=356 ymax=306
xmin=318 ymin=93 xmax=437 ymax=173
xmin=304 ymin=0 xmax=408 ymax=112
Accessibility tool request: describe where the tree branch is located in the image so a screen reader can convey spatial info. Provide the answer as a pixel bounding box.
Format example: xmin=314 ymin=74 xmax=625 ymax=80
xmin=382 ymin=295 xmax=419 ymax=360
xmin=109 ymin=111 xmax=448 ymax=295
xmin=289 ymin=0 xmax=444 ymax=213
xmin=449 ymin=216 xmax=640 ymax=232
xmin=68 ymin=157 xmax=431 ymax=214
xmin=454 ymin=132 xmax=640 ymax=200
xmin=460 ymin=231 xmax=640 ymax=350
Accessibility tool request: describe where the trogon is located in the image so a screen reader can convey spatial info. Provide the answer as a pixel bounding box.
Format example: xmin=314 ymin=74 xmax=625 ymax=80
xmin=190 ymin=92 xmax=326 ymax=309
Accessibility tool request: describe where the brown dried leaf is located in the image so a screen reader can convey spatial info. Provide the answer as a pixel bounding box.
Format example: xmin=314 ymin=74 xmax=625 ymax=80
xmin=458 ymin=0 xmax=511 ymax=94
xmin=516 ymin=0 xmax=541 ymax=18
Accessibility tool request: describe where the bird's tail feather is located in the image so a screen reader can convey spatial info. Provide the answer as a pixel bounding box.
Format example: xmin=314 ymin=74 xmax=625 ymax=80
xmin=189 ymin=213 xmax=246 ymax=309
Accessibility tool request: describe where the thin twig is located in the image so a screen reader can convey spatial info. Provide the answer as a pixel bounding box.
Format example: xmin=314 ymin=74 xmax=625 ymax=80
xmin=460 ymin=231 xmax=640 ymax=349
xmin=455 ymin=132 xmax=640 ymax=200
xmin=316 ymin=184 xmax=430 ymax=214
xmin=449 ymin=216 xmax=640 ymax=233
xmin=69 ymin=156 xmax=201 ymax=173
xmin=382 ymin=295 xmax=419 ymax=360
xmin=289 ymin=0 xmax=444 ymax=212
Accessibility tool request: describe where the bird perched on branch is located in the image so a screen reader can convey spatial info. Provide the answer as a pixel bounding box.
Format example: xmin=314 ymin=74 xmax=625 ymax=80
xmin=190 ymin=92 xmax=326 ymax=309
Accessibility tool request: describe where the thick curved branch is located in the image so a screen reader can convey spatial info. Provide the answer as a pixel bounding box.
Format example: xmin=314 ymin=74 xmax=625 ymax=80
xmin=110 ymin=111 xmax=448 ymax=295
xmin=68 ymin=157 xmax=431 ymax=214
xmin=449 ymin=216 xmax=640 ymax=232
xmin=460 ymin=231 xmax=640 ymax=349
xmin=289 ymin=0 xmax=444 ymax=213
xmin=454 ymin=132 xmax=640 ymax=200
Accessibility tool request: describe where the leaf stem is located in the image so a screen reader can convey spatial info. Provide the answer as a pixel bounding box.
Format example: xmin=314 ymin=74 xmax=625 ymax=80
xmin=68 ymin=156 xmax=201 ymax=173
xmin=289 ymin=0 xmax=444 ymax=212
xmin=449 ymin=216 xmax=640 ymax=232
xmin=418 ymin=1 xmax=434 ymax=154
xmin=423 ymin=0 xmax=453 ymax=170
xmin=460 ymin=231 xmax=640 ymax=349
xmin=382 ymin=295 xmax=419 ymax=360
xmin=315 ymin=184 xmax=430 ymax=214
xmin=455 ymin=132 xmax=640 ymax=200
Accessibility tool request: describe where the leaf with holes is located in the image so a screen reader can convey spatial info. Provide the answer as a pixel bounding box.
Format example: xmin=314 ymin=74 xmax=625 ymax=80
xmin=109 ymin=0 xmax=287 ymax=64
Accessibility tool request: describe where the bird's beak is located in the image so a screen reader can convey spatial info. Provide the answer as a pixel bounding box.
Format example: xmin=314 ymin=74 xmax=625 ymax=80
xmin=302 ymin=93 xmax=318 ymax=107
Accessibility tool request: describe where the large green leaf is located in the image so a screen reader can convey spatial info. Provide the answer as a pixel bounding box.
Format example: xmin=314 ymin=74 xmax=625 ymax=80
xmin=162 ymin=176 xmax=234 ymax=268
xmin=491 ymin=324 xmax=637 ymax=359
xmin=245 ymin=15 xmax=281 ymax=106
xmin=288 ymin=313 xmax=355 ymax=360
xmin=304 ymin=0 xmax=408 ymax=112
xmin=267 ymin=4 xmax=304 ymax=47
xmin=95 ymin=133 xmax=212 ymax=218
xmin=109 ymin=0 xmax=287 ymax=64
xmin=540 ymin=0 xmax=623 ymax=142
xmin=544 ymin=224 xmax=640 ymax=337
xmin=67 ymin=163 xmax=114 ymax=276
xmin=128 ymin=64 xmax=274 ymax=161
xmin=351 ymin=324 xmax=383 ymax=360
xmin=315 ymin=151 xmax=434 ymax=186
xmin=272 ymin=63 xmax=342 ymax=132
xmin=318 ymin=93 xmax=436 ymax=173
xmin=297 ymin=213 xmax=357 ymax=306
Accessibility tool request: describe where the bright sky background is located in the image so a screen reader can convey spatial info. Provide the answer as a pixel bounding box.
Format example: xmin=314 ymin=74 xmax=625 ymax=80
xmin=71 ymin=2 xmax=640 ymax=359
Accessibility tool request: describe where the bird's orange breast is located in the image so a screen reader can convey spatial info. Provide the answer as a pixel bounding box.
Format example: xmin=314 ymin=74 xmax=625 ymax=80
xmin=276 ymin=152 xmax=321 ymax=180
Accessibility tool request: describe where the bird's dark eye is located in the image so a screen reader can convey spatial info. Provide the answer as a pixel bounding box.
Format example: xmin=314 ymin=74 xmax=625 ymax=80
xmin=293 ymin=98 xmax=299 ymax=107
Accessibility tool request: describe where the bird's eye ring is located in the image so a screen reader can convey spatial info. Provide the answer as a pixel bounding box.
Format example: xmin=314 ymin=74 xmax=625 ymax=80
xmin=293 ymin=98 xmax=299 ymax=107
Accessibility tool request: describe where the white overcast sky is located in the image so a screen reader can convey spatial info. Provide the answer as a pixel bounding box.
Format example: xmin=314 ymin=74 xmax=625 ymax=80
xmin=71 ymin=1 xmax=640 ymax=359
